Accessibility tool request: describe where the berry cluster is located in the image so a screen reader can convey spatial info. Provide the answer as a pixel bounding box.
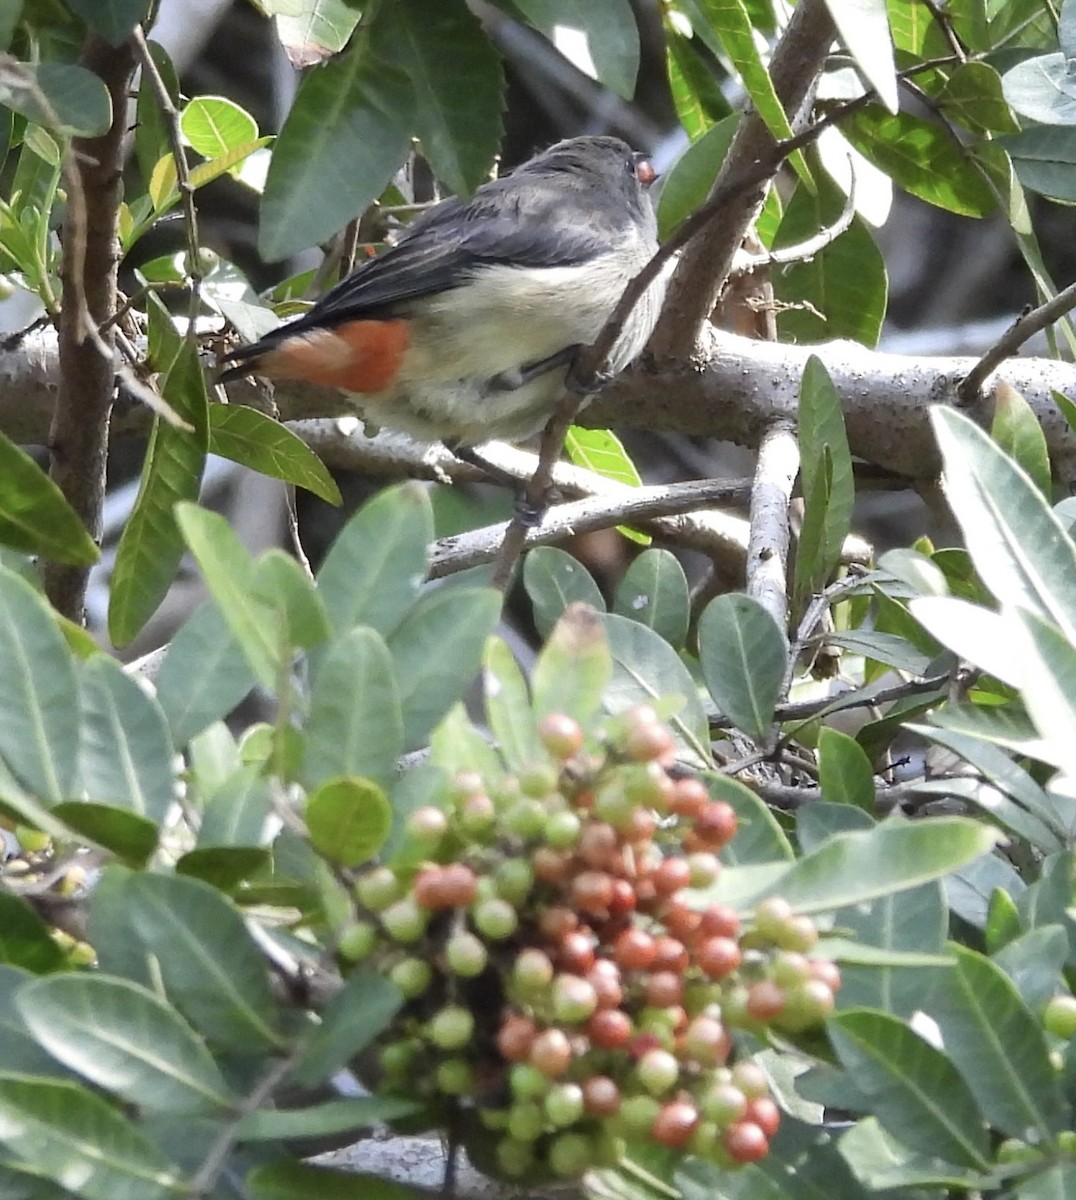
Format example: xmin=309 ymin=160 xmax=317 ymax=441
xmin=339 ymin=706 xmax=840 ymax=1179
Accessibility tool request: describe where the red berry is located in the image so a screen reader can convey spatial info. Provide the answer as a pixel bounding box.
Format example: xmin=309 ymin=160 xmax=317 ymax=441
xmin=696 ymin=936 xmax=742 ymax=979
xmin=587 ymin=1008 xmax=632 ymax=1049
xmin=530 ymin=1028 xmax=573 ymax=1077
xmin=662 ymin=900 xmax=702 ymax=941
xmin=699 ymin=904 xmax=740 ymax=938
xmin=808 ymin=958 xmax=842 ymax=992
xmin=745 ymin=1097 xmax=781 ymax=1138
xmin=669 ymin=778 xmax=709 ymax=818
xmin=587 ymin=960 xmax=624 ymax=1009
xmin=609 ymin=879 xmax=637 ymax=916
xmin=652 ymin=857 xmax=692 ymax=897
xmin=652 ymin=936 xmax=688 ymax=973
xmin=624 ymin=719 xmax=676 ymax=763
xmin=645 ymin=971 xmax=685 ymax=1007
xmin=497 ymin=1015 xmax=537 ymax=1062
xmin=693 ymin=802 xmax=738 ymax=847
xmin=651 ymin=1100 xmax=699 ymax=1148
xmin=614 ymin=928 xmax=657 ymax=971
xmin=571 ymin=870 xmax=615 ymax=916
xmin=582 ymin=1075 xmax=621 ymax=1117
xmin=413 ymin=864 xmax=478 ymax=910
xmin=558 ymin=929 xmax=597 ymax=973
xmin=539 ymin=713 xmax=585 ymax=759
xmin=725 ymin=1121 xmax=769 ymax=1163
xmin=532 ymin=846 xmax=571 ymax=884
xmin=746 ymin=980 xmax=786 ymax=1021
xmin=624 ymin=806 xmax=659 ymax=843
xmin=578 ymin=822 xmax=619 ymax=868
xmin=538 ymin=906 xmax=578 ymax=942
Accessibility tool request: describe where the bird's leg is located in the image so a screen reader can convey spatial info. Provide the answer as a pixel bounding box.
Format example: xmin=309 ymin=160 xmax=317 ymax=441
xmin=487 ymin=344 xmax=581 ymax=392
xmin=447 ymin=444 xmax=546 ymax=526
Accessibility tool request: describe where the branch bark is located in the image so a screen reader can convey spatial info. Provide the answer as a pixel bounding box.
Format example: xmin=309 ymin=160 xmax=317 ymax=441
xmin=44 ymin=36 xmax=136 ymax=621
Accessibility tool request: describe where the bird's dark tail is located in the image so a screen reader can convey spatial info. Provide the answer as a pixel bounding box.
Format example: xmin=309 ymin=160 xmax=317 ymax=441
xmin=216 ymin=333 xmax=278 ymax=384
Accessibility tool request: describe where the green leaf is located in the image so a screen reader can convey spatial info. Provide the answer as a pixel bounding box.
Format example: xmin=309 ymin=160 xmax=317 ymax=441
xmin=795 ymin=356 xmax=855 ymax=600
xmin=838 ymin=1117 xmax=998 ymax=1191
xmin=64 ymin=0 xmax=149 ymax=45
xmin=613 ymin=550 xmax=690 ymax=649
xmin=430 ymin=703 xmax=504 ymax=782
xmin=702 ymin=0 xmax=811 ymax=185
xmin=306 ymin=776 xmax=392 ymax=866
xmin=1016 ymin=1164 xmax=1076 ymax=1200
xmin=0 ymin=566 xmax=78 ymax=803
xmin=383 ymin=765 xmax=451 ymax=862
xmin=0 ymin=1075 xmax=183 ymax=1200
xmin=108 ymin=342 xmax=208 ymax=647
xmin=0 ymin=62 xmax=112 ymax=136
xmin=993 ymin=925 xmax=1069 ymax=1014
xmin=134 ymin=40 xmax=177 ymax=192
xmin=828 ymin=1009 xmax=991 ymax=1169
xmin=937 ymin=62 xmax=1019 ymax=135
xmin=565 ymin=427 xmax=648 ymax=545
xmin=601 ymin=612 xmax=711 ymax=763
xmin=718 ymin=816 xmax=999 ymax=914
xmin=482 ymin=637 xmax=542 ymax=772
xmin=0 ymin=966 xmax=69 ymax=1076
xmin=697 ymin=592 xmax=787 ymax=743
xmin=523 ymin=546 xmax=605 ymax=639
xmin=532 ymin=602 xmax=612 ymax=727
xmin=173 ymin=504 xmax=279 ymax=688
xmin=237 ymin=1096 xmax=418 ymax=1142
xmin=818 ymin=727 xmax=875 ymax=810
xmin=251 ymin=549 xmax=332 ymax=651
xmin=513 ymin=0 xmax=639 ymax=98
xmin=317 ymin=482 xmax=433 ymax=638
xmin=17 ymin=975 xmax=234 ymax=1113
xmin=207 ymin=405 xmax=341 ymax=504
xmin=389 ymin=587 xmax=501 ymax=750
xmin=293 ymin=972 xmax=403 ymax=1087
xmin=301 ymin=627 xmax=404 ymax=789
xmin=664 ymin=27 xmax=733 ymax=142
xmin=823 ymin=0 xmax=896 ymax=111
xmin=1002 ymin=52 xmax=1076 ymax=126
xmin=1000 ymin=125 xmax=1076 ymax=204
xmin=992 ymin=382 xmax=1051 ymax=498
xmin=933 ymin=407 xmax=1076 ymax=642
xmin=198 ymin=765 xmax=271 ymax=847
xmin=51 ymin=803 xmax=158 ymax=866
xmin=125 ymin=873 xmax=285 ymax=1051
xmin=842 ymin=106 xmax=996 ymax=217
xmin=259 ymin=29 xmax=412 ymax=260
xmin=929 ymin=943 xmax=1069 ymax=1139
xmin=155 ymin=601 xmax=257 ymax=746
xmin=774 ymin=175 xmax=888 ymax=347
xmin=796 ymin=800 xmax=874 ymax=852
xmin=371 ymin=0 xmax=504 ymax=195
xmin=247 ymin=1160 xmax=426 ymax=1200
xmin=836 ymin=883 xmax=947 ymax=1015
xmin=656 ymin=116 xmax=737 ymax=241
xmin=78 ymin=656 xmax=175 ymax=822
xmin=176 ymin=846 xmax=269 ymax=890
xmin=0 ymin=893 xmax=65 ymax=973
xmin=269 ymin=0 xmax=362 ymax=63
xmin=0 ymin=430 xmax=98 ymax=565
xmin=181 ymin=95 xmax=257 ymax=161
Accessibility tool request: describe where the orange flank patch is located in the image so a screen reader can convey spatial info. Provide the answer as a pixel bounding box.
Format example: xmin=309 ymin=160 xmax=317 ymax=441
xmin=256 ymin=319 xmax=410 ymax=393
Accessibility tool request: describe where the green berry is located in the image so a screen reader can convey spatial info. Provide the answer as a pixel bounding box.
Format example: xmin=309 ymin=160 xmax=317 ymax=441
xmin=473 ymin=897 xmax=519 ymax=939
xmin=427 ymin=1005 xmax=474 ymax=1050
xmin=494 ymin=859 xmax=535 ymax=906
xmin=519 ymin=761 xmax=559 ymax=797
xmin=337 ymin=921 xmax=379 ymax=962
xmin=380 ymin=896 xmax=427 ymax=943
xmin=446 ymin=931 xmax=488 ymax=977
xmin=509 ymin=1062 xmax=549 ymax=1100
xmin=406 ymin=805 xmax=448 ymax=848
xmin=507 ymin=1101 xmax=546 ymax=1142
xmin=496 ymin=1137 xmax=534 ymax=1177
xmin=388 ymin=957 xmax=432 ymax=998
xmin=548 ymin=1132 xmax=592 ymax=1177
xmin=513 ymin=948 xmax=555 ymax=996
xmin=636 ymin=1048 xmax=679 ymax=1096
xmin=552 ymin=974 xmax=599 ymax=1023
xmin=355 ymin=867 xmax=402 ymax=912
xmin=1043 ymin=994 xmax=1076 ymax=1040
xmin=505 ymin=798 xmax=547 ymax=838
xmin=436 ymin=1058 xmax=474 ymax=1095
xmin=545 ymin=1082 xmax=585 ymax=1127
xmin=619 ymin=1094 xmax=661 ymax=1133
xmin=545 ymin=810 xmax=582 ymax=849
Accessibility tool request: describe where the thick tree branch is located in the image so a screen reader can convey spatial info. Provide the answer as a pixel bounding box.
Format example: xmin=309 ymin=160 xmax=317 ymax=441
xmin=746 ymin=421 xmax=798 ymax=631
xmin=651 ymin=0 xmax=837 ymax=357
xmin=44 ymin=37 xmax=136 ymax=620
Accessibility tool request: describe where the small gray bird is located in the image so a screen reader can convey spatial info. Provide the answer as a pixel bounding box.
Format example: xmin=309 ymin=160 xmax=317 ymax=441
xmin=219 ymin=136 xmax=666 ymax=449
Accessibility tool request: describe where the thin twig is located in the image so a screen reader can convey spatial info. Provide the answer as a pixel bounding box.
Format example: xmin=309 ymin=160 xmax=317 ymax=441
xmin=781 ymin=569 xmax=870 ymax=700
xmin=438 ymin=477 xmax=753 ymax=581
xmin=917 ymin=0 xmax=970 ymax=61
xmin=132 ymin=26 xmax=203 ymax=326
xmin=959 ymin=279 xmax=1076 ymax=402
xmin=733 ymin=171 xmax=857 ymax=273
